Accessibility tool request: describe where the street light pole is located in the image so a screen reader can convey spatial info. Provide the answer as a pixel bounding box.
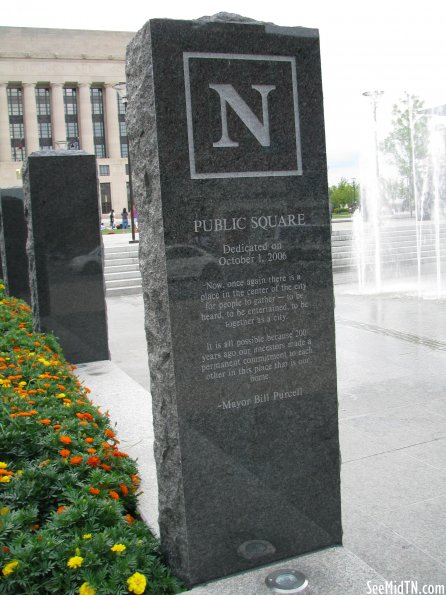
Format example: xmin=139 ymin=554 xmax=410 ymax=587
xmin=113 ymin=82 xmax=138 ymax=244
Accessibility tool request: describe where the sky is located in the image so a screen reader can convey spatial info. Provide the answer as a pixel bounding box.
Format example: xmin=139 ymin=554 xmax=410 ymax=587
xmin=3 ymin=0 xmax=446 ymax=185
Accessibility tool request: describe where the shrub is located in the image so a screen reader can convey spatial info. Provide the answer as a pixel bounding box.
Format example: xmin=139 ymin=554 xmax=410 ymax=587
xmin=0 ymin=283 xmax=182 ymax=594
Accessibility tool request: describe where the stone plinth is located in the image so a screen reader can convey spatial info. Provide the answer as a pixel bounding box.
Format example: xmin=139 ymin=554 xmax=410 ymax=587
xmin=0 ymin=187 xmax=30 ymax=303
xmin=126 ymin=14 xmax=341 ymax=586
xmin=23 ymin=150 xmax=109 ymax=363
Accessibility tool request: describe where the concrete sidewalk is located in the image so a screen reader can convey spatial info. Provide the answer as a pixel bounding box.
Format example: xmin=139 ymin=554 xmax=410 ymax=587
xmin=75 ymin=286 xmax=446 ymax=593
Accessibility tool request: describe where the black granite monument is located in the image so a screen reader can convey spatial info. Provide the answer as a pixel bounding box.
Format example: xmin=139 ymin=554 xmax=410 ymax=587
xmin=126 ymin=14 xmax=341 ymax=586
xmin=23 ymin=151 xmax=109 ymax=364
xmin=0 ymin=187 xmax=31 ymax=304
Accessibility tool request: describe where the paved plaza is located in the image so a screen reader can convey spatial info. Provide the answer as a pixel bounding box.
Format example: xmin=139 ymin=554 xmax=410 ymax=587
xmin=76 ymin=233 xmax=446 ymax=592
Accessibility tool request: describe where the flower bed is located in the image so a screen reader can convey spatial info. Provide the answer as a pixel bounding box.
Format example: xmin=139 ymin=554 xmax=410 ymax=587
xmin=0 ymin=284 xmax=183 ymax=594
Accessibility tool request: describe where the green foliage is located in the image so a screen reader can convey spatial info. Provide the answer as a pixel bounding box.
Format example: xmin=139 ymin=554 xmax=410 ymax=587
xmin=381 ymin=94 xmax=428 ymax=214
xmin=329 ymin=178 xmax=360 ymax=212
xmin=0 ymin=284 xmax=183 ymax=594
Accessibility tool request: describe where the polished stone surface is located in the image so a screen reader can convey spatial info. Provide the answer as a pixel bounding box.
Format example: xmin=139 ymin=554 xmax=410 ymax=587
xmin=99 ymin=276 xmax=446 ymax=589
xmin=126 ymin=14 xmax=341 ymax=586
xmin=23 ymin=151 xmax=109 ymax=363
xmin=0 ymin=187 xmax=30 ymax=303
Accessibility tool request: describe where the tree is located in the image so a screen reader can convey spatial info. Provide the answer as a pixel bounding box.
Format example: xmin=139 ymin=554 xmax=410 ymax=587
xmin=329 ymin=178 xmax=360 ymax=213
xmin=381 ymin=94 xmax=428 ymax=217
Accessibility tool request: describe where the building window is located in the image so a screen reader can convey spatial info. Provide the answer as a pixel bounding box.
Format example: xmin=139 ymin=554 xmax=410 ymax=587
xmin=99 ymin=165 xmax=110 ymax=176
xmin=7 ymin=87 xmax=25 ymax=161
xmin=117 ymin=93 xmax=128 ymax=158
xmin=35 ymin=88 xmax=52 ymax=150
xmin=64 ymin=87 xmax=79 ymax=148
xmin=91 ymin=87 xmax=106 ymax=158
xmin=100 ymin=182 xmax=112 ymax=214
xmin=125 ymin=163 xmax=129 ymax=176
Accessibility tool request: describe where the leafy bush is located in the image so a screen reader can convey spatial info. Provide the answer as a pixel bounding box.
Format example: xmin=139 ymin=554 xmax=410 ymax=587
xmin=0 ymin=283 xmax=183 ymax=594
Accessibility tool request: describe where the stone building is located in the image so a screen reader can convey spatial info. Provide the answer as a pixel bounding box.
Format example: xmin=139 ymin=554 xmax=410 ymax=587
xmin=0 ymin=26 xmax=135 ymax=220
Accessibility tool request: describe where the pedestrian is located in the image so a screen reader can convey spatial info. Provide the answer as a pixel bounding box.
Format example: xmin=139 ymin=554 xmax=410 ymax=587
xmin=122 ymin=208 xmax=129 ymax=230
xmin=110 ymin=209 xmax=115 ymax=229
xmin=132 ymin=205 xmax=138 ymax=230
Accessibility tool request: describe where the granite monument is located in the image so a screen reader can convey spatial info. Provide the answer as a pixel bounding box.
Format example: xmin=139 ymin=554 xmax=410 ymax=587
xmin=0 ymin=187 xmax=30 ymax=304
xmin=23 ymin=150 xmax=109 ymax=364
xmin=126 ymin=14 xmax=341 ymax=586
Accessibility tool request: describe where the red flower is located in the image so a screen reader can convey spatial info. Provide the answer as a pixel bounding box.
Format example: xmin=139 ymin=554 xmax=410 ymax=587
xmin=59 ymin=449 xmax=70 ymax=458
xmin=89 ymin=487 xmax=100 ymax=495
xmin=87 ymin=456 xmax=100 ymax=467
xmin=100 ymin=463 xmax=111 ymax=472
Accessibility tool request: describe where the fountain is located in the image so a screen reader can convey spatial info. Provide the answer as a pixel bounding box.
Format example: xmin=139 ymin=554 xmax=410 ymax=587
xmin=353 ymin=92 xmax=446 ymax=298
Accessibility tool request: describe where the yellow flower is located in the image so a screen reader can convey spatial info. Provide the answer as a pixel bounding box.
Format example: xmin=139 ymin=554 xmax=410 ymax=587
xmin=79 ymin=582 xmax=96 ymax=595
xmin=127 ymin=572 xmax=147 ymax=594
xmin=0 ymin=462 xmax=7 ymax=469
xmin=82 ymin=533 xmax=92 ymax=540
xmin=67 ymin=555 xmax=83 ymax=569
xmin=0 ymin=506 xmax=10 ymax=515
xmin=111 ymin=543 xmax=126 ymax=553
xmin=2 ymin=560 xmax=19 ymax=576
xmin=0 ymin=476 xmax=11 ymax=483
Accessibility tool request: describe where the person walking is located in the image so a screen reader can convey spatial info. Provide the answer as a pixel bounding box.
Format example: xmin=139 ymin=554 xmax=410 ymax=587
xmin=121 ymin=208 xmax=129 ymax=230
xmin=110 ymin=209 xmax=115 ymax=229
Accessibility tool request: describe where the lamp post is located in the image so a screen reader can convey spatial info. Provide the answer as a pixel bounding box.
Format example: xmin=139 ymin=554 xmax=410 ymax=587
xmin=113 ymin=82 xmax=138 ymax=244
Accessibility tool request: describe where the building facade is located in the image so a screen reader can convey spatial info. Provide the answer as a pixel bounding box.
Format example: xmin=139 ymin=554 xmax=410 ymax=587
xmin=0 ymin=26 xmax=135 ymax=220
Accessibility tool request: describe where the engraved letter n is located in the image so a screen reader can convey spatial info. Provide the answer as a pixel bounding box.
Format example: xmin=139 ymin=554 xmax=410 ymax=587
xmin=209 ymin=84 xmax=276 ymax=148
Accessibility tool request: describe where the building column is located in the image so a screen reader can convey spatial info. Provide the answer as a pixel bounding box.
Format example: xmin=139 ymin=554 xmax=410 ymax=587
xmin=50 ymin=83 xmax=66 ymax=146
xmin=78 ymin=83 xmax=94 ymax=154
xmin=0 ymin=84 xmax=11 ymax=162
xmin=104 ymin=84 xmax=121 ymax=159
xmin=22 ymin=83 xmax=40 ymax=154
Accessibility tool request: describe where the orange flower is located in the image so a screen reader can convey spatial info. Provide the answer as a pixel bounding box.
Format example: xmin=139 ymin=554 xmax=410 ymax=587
xmin=109 ymin=490 xmax=119 ymax=500
xmin=131 ymin=475 xmax=140 ymax=485
xmin=70 ymin=456 xmax=83 ymax=465
xmin=59 ymin=435 xmax=71 ymax=445
xmin=112 ymin=451 xmax=128 ymax=458
xmin=86 ymin=448 xmax=96 ymax=454
xmin=100 ymin=463 xmax=111 ymax=472
xmin=39 ymin=419 xmax=51 ymax=425
xmin=87 ymin=456 xmax=100 ymax=467
xmin=125 ymin=514 xmax=135 ymax=525
xmin=105 ymin=429 xmax=115 ymax=439
xmin=89 ymin=487 xmax=100 ymax=496
xmin=59 ymin=449 xmax=70 ymax=458
xmin=53 ymin=424 xmax=61 ymax=431
xmin=85 ymin=437 xmax=94 ymax=444
xmin=57 ymin=505 xmax=66 ymax=513
xmin=119 ymin=483 xmax=129 ymax=496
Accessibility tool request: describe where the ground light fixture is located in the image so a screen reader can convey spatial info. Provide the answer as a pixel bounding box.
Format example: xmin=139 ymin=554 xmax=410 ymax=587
xmin=113 ymin=82 xmax=138 ymax=244
xmin=265 ymin=569 xmax=308 ymax=593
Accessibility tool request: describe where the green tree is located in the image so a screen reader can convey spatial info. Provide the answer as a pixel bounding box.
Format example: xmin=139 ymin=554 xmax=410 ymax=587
xmin=381 ymin=94 xmax=428 ymax=217
xmin=329 ymin=178 xmax=360 ymax=213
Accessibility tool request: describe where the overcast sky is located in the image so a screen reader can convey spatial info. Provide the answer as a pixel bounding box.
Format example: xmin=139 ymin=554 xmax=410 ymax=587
xmin=3 ymin=0 xmax=445 ymax=184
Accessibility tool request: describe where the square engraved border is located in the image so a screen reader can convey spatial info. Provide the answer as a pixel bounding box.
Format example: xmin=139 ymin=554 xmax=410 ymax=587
xmin=183 ymin=52 xmax=303 ymax=180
